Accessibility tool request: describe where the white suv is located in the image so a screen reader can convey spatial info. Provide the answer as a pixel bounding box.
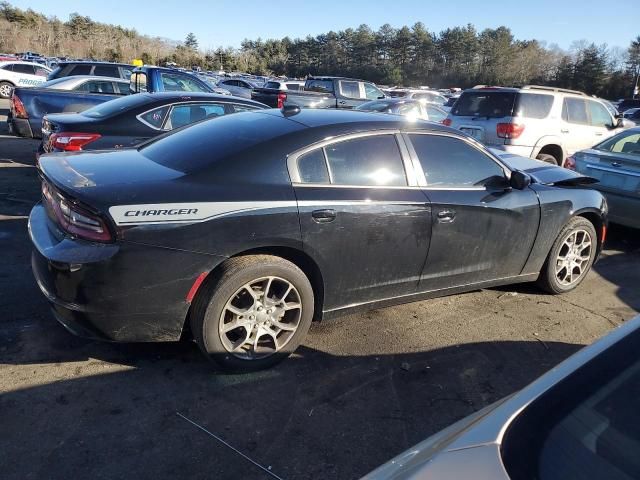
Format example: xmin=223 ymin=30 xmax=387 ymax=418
xmin=444 ymin=86 xmax=628 ymax=165
xmin=0 ymin=61 xmax=51 ymax=98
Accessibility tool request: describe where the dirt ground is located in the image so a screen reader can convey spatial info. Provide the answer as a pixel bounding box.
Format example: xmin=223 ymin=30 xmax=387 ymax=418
xmin=1 ymin=98 xmax=639 ymax=479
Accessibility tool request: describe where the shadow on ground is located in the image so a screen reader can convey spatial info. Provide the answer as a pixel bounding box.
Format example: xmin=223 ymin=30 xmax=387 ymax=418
xmin=0 ymin=338 xmax=582 ymax=480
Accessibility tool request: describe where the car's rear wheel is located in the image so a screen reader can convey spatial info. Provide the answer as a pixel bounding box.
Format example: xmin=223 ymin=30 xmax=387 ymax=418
xmin=0 ymin=81 xmax=14 ymax=99
xmin=191 ymin=255 xmax=314 ymax=372
xmin=537 ymin=217 xmax=597 ymax=294
xmin=536 ymin=153 xmax=559 ymax=165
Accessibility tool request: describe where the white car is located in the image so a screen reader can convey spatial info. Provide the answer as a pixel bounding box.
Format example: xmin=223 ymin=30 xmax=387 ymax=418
xmin=0 ymin=61 xmax=51 ymax=98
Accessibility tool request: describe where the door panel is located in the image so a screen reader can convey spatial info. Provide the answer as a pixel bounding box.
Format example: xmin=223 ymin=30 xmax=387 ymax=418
xmin=295 ymin=186 xmax=432 ymax=309
xmin=419 ymin=188 xmax=540 ymax=291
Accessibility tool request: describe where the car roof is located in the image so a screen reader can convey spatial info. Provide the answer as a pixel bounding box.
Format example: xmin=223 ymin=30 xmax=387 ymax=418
xmin=0 ymin=60 xmax=50 ymax=68
xmin=53 ymin=75 xmax=127 ymax=82
xmin=58 ymin=61 xmax=133 ymax=67
xmin=256 ymin=107 xmax=452 ymax=131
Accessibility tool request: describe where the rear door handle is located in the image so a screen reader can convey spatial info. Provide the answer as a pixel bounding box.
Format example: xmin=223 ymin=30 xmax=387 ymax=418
xmin=311 ymin=209 xmax=336 ymax=223
xmin=437 ymin=209 xmax=456 ymax=223
xmin=595 ymin=132 xmax=604 ymax=136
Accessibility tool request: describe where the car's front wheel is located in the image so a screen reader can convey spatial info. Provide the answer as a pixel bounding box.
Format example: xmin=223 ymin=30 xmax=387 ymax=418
xmin=537 ymin=217 xmax=597 ymax=294
xmin=191 ymin=255 xmax=314 ymax=372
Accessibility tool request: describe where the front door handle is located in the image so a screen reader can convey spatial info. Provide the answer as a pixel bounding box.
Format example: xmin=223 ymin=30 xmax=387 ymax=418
xmin=595 ymin=132 xmax=604 ymax=136
xmin=437 ymin=209 xmax=456 ymax=223
xmin=338 ymin=100 xmax=347 ymax=105
xmin=561 ymin=129 xmax=570 ymax=134
xmin=312 ymin=209 xmax=336 ymax=223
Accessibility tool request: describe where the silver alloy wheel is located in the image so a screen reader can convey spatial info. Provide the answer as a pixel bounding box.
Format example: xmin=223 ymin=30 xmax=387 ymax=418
xmin=555 ymin=228 xmax=592 ymax=286
xmin=0 ymin=83 xmax=12 ymax=98
xmin=218 ymin=276 xmax=302 ymax=360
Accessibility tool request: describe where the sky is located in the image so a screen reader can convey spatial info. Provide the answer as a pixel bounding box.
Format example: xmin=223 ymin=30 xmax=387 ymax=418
xmin=12 ymin=0 xmax=640 ymax=51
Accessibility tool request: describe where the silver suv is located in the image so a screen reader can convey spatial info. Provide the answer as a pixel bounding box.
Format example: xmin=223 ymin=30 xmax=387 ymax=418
xmin=444 ymin=86 xmax=627 ymax=165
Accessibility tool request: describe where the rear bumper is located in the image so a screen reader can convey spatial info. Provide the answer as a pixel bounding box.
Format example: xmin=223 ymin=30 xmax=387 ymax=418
xmin=8 ymin=117 xmax=34 ymax=138
xmin=28 ymin=203 xmax=219 ymax=342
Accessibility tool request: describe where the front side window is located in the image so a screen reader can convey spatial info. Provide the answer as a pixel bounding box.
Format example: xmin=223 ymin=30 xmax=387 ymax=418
xmin=515 ymin=93 xmax=554 ymax=119
xmin=339 ymin=80 xmax=362 ymax=99
xmin=563 ymin=98 xmax=589 ymax=125
xmin=595 ymin=131 xmax=640 ymax=155
xmin=409 ymin=134 xmax=505 ymax=187
xmin=397 ymin=103 xmax=421 ymax=117
xmin=324 ymin=135 xmax=407 ymax=186
xmin=588 ymin=101 xmax=613 ymax=128
xmin=364 ymin=82 xmax=383 ymax=100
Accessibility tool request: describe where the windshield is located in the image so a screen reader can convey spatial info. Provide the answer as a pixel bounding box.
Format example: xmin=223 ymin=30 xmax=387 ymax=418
xmin=81 ymin=94 xmax=150 ymax=119
xmin=452 ymin=91 xmax=516 ymax=118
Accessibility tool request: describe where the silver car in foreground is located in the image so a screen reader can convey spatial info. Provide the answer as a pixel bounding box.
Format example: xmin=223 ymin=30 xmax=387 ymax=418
xmin=568 ymin=127 xmax=640 ymax=229
xmin=364 ymin=315 xmax=640 ymax=479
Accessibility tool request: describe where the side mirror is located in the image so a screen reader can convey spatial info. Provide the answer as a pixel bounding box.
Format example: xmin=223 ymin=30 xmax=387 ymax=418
xmin=377 ymin=95 xmax=386 ymax=99
xmin=510 ymin=170 xmax=531 ymax=190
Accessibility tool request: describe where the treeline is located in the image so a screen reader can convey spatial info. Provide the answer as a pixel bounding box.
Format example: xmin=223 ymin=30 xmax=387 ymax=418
xmin=1 ymin=2 xmax=638 ymax=98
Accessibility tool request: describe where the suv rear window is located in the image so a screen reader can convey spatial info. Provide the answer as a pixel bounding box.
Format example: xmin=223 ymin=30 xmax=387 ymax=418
xmin=514 ymin=93 xmax=554 ymax=119
xmin=69 ymin=65 xmax=92 ymax=76
xmin=452 ymin=91 xmax=516 ymax=118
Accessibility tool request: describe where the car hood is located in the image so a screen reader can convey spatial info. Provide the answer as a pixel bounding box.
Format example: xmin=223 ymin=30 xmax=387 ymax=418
xmin=38 ymin=149 xmax=185 ymax=208
xmin=490 ymin=149 xmax=598 ymax=186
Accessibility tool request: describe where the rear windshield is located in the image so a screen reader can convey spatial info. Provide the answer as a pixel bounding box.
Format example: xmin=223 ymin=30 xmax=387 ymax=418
xmin=452 ymin=91 xmax=516 ymax=118
xmin=140 ymin=112 xmax=303 ymax=173
xmin=264 ymin=81 xmax=281 ymax=89
xmin=81 ymin=94 xmax=150 ymax=118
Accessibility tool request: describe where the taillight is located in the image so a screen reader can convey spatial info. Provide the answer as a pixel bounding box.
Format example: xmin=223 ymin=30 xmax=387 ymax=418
xmin=50 ymin=132 xmax=101 ymax=152
xmin=563 ymin=155 xmax=576 ymax=170
xmin=442 ymin=118 xmax=452 ymax=126
xmin=277 ymin=92 xmax=287 ymax=109
xmin=496 ymin=123 xmax=525 ymax=139
xmin=11 ymin=94 xmax=28 ymax=119
xmin=42 ymin=181 xmax=113 ymax=242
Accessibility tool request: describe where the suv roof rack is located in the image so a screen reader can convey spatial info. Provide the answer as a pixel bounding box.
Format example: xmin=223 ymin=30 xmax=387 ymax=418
xmin=521 ymin=85 xmax=587 ymax=96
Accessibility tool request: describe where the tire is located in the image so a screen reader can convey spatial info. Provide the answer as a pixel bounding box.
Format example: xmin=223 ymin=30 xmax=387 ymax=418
xmin=536 ymin=153 xmax=559 ymax=165
xmin=191 ymin=255 xmax=314 ymax=372
xmin=537 ymin=217 xmax=597 ymax=294
xmin=0 ymin=81 xmax=14 ymax=99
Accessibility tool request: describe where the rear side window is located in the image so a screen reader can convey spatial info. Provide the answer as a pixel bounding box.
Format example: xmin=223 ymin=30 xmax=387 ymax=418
xmin=409 ymin=134 xmax=504 ymax=187
xmin=115 ymin=82 xmax=130 ymax=95
xmin=93 ymin=65 xmax=119 ymax=78
xmin=563 ymin=98 xmax=589 ymax=125
xmin=323 ymin=135 xmax=407 ymax=186
xmin=78 ymin=80 xmax=115 ymax=94
xmin=12 ymin=64 xmax=36 ymax=75
xmin=0 ymin=64 xmax=13 ymax=71
xmin=69 ymin=64 xmax=92 ymax=76
xmin=164 ymin=104 xmax=224 ymax=129
xmin=306 ymin=79 xmax=334 ymax=93
xmin=231 ymin=104 xmax=262 ymax=113
xmin=339 ymin=80 xmax=361 ymax=99
xmin=452 ymin=91 xmax=516 ymax=118
xmin=515 ymin=93 xmax=554 ymax=119
xmin=139 ymin=106 xmax=169 ymax=129
xmin=297 ymin=149 xmax=330 ymax=184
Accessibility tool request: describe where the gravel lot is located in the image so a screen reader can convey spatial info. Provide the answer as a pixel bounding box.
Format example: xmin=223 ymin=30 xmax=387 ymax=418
xmin=1 ymin=98 xmax=639 ymax=480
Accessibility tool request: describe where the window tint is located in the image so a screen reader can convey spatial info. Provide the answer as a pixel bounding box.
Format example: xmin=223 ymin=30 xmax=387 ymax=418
xmin=160 ymin=72 xmax=207 ymax=92
xmin=589 ymin=101 xmax=613 ymax=128
xmin=13 ymin=64 xmax=36 ymax=75
xmin=323 ymin=135 xmax=407 ymax=186
xmin=563 ymin=98 xmax=589 ymax=125
xmin=297 ymin=149 xmax=330 ymax=184
xmin=515 ymin=93 xmax=554 ymax=119
xmin=410 ymin=134 xmax=504 ymax=187
xmin=452 ymin=91 xmax=516 ymax=118
xmin=596 ymin=132 xmax=640 ymax=155
xmin=139 ymin=106 xmax=169 ymax=129
xmin=305 ymin=79 xmax=334 ymax=93
xmin=79 ymin=80 xmax=115 ymax=94
xmin=93 ymin=65 xmax=119 ymax=78
xmin=69 ymin=64 xmax=92 ymax=76
xmin=364 ymin=82 xmax=383 ymax=100
xmin=339 ymin=80 xmax=361 ymax=99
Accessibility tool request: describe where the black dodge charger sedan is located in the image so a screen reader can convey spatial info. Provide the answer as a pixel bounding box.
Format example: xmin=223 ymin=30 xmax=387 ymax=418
xmin=39 ymin=92 xmax=266 ymax=155
xmin=30 ymin=108 xmax=607 ymax=371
